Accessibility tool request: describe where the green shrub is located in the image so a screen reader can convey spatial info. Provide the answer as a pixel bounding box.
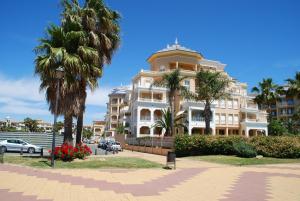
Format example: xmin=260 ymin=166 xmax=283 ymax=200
xmin=250 ymin=136 xmax=300 ymax=158
xmin=268 ymin=119 xmax=288 ymax=136
xmin=233 ymin=141 xmax=257 ymax=158
xmin=175 ymin=135 xmax=300 ymax=158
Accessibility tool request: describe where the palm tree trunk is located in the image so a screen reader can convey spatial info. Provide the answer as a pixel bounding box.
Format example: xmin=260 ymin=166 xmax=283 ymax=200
xmin=169 ymin=94 xmax=175 ymax=136
xmin=76 ymin=110 xmax=83 ymax=144
xmin=64 ymin=113 xmax=73 ymax=145
xmin=204 ymin=101 xmax=211 ymax=134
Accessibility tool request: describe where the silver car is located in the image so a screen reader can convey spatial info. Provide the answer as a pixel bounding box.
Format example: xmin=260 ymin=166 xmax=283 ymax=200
xmin=0 ymin=139 xmax=42 ymax=154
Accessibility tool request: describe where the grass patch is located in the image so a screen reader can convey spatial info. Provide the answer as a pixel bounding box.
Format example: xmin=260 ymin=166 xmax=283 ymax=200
xmin=187 ymin=155 xmax=300 ymax=166
xmin=3 ymin=156 xmax=162 ymax=169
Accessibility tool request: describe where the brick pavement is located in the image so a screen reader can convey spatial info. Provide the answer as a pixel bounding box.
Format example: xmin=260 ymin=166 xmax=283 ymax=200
xmin=0 ymin=151 xmax=299 ymax=201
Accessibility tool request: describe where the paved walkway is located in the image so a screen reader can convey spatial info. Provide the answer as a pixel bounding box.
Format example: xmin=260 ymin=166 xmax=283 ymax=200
xmin=0 ymin=151 xmax=300 ymax=201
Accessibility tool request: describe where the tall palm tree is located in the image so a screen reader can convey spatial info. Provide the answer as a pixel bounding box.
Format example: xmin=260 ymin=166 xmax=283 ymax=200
xmin=191 ymin=70 xmax=230 ymax=134
xmin=286 ymin=72 xmax=300 ymax=98
xmin=62 ymin=0 xmax=120 ymax=144
xmin=152 ymin=69 xmax=189 ymax=136
xmin=35 ymin=0 xmax=120 ymax=145
xmin=35 ymin=24 xmax=82 ymax=144
xmin=252 ymin=78 xmax=283 ymax=121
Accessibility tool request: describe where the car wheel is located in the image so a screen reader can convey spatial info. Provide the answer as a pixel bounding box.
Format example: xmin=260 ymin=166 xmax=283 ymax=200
xmin=28 ymin=147 xmax=35 ymax=154
xmin=1 ymin=146 xmax=7 ymax=153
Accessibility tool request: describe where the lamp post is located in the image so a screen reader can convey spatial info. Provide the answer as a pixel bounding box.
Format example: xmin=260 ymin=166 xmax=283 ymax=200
xmin=51 ymin=66 xmax=64 ymax=168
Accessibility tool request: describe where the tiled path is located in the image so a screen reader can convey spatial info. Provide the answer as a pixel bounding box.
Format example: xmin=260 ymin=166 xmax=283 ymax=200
xmin=0 ymin=151 xmax=300 ymax=201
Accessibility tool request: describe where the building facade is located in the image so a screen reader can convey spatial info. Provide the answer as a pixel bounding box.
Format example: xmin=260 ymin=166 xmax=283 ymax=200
xmin=105 ymin=87 xmax=131 ymax=136
xmin=270 ymin=87 xmax=300 ymax=122
xmin=107 ymin=41 xmax=268 ymax=138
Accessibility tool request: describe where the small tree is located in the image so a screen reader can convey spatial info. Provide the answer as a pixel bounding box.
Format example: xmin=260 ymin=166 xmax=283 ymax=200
xmin=268 ymin=119 xmax=288 ymax=136
xmin=116 ymin=123 xmax=125 ymax=134
xmin=152 ymin=109 xmax=187 ymax=136
xmin=24 ymin=118 xmax=38 ymax=132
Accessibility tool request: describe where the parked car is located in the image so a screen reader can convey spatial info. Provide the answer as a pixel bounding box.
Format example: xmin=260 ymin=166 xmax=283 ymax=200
xmin=0 ymin=139 xmax=42 ymax=154
xmin=98 ymin=140 xmax=107 ymax=149
xmin=106 ymin=141 xmax=122 ymax=152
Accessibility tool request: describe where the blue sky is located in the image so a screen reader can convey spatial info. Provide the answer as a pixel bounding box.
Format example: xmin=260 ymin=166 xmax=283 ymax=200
xmin=0 ymin=0 xmax=299 ymax=125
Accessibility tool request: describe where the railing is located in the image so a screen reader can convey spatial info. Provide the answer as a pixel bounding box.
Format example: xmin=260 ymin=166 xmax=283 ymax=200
xmin=191 ymin=116 xmax=205 ymax=122
xmin=140 ymin=116 xmax=151 ymax=121
xmin=126 ymin=136 xmax=174 ymax=149
xmin=0 ymin=132 xmax=64 ymax=148
xmin=139 ymin=98 xmax=167 ymax=103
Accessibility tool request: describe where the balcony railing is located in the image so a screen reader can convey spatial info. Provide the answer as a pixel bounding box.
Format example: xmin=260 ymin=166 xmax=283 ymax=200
xmin=140 ymin=116 xmax=151 ymax=121
xmin=138 ymin=97 xmax=167 ymax=103
xmin=191 ymin=116 xmax=205 ymax=122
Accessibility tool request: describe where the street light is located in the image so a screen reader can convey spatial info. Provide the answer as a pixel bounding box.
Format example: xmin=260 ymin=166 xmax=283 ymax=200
xmin=51 ymin=66 xmax=64 ymax=168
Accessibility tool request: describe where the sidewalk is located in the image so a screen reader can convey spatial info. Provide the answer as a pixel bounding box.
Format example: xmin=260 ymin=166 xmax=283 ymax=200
xmin=0 ymin=151 xmax=299 ymax=201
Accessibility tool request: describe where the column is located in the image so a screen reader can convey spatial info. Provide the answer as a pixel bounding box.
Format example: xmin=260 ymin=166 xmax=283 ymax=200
xmin=255 ymin=130 xmax=258 ymax=136
xmin=150 ymin=127 xmax=154 ymax=136
xmin=245 ymin=128 xmax=249 ymax=138
xmin=265 ymin=128 xmax=268 ymax=136
xmin=188 ymin=108 xmax=192 ymax=135
xmin=176 ymin=61 xmax=179 ymax=69
xmin=225 ymin=127 xmax=229 ymax=136
xmin=212 ymin=128 xmax=216 ymax=135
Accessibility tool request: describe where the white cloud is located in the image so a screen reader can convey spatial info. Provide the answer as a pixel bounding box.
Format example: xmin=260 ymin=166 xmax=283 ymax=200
xmin=0 ymin=73 xmax=115 ymax=121
xmin=0 ymin=75 xmax=44 ymax=102
xmin=86 ymin=86 xmax=112 ymax=106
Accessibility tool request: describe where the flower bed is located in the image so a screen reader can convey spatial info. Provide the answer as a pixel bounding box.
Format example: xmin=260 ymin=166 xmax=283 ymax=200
xmin=49 ymin=143 xmax=92 ymax=161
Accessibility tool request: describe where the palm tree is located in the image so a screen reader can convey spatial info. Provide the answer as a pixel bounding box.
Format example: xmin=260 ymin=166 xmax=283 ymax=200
xmin=286 ymin=72 xmax=300 ymax=98
xmin=252 ymin=78 xmax=283 ymax=121
xmin=62 ymin=0 xmax=120 ymax=144
xmin=35 ymin=0 xmax=120 ymax=145
xmin=35 ymin=24 xmax=81 ymax=144
xmin=152 ymin=109 xmax=187 ymax=136
xmin=191 ymin=70 xmax=230 ymax=134
xmin=152 ymin=69 xmax=189 ymax=136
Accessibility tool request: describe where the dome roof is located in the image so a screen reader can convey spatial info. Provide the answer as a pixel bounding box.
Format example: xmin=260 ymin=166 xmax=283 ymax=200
xmin=157 ymin=38 xmax=198 ymax=53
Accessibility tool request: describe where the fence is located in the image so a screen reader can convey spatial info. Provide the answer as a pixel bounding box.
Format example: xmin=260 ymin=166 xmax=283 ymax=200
xmin=126 ymin=137 xmax=174 ymax=149
xmin=0 ymin=132 xmax=64 ymax=148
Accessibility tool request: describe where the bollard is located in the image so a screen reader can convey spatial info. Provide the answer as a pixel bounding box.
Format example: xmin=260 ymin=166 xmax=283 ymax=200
xmin=0 ymin=147 xmax=4 ymax=164
xmin=40 ymin=148 xmax=43 ymax=157
xmin=20 ymin=147 xmax=23 ymax=156
xmin=94 ymin=149 xmax=97 ymax=155
xmin=105 ymin=149 xmax=108 ymax=155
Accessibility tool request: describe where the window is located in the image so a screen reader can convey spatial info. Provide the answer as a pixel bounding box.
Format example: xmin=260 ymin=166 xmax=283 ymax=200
xmin=220 ymin=114 xmax=226 ymax=124
xmin=227 ymin=99 xmax=233 ymax=108
xmin=228 ymin=114 xmax=233 ymax=124
xmin=215 ymin=114 xmax=220 ymax=124
xmin=220 ymin=100 xmax=226 ymax=108
xmin=234 ymin=115 xmax=239 ymax=124
xmin=159 ymin=65 xmax=165 ymax=71
xmin=233 ymin=99 xmax=238 ymax=109
xmin=184 ymin=80 xmax=190 ymax=90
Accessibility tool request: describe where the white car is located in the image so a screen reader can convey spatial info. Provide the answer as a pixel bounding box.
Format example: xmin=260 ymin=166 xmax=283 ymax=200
xmin=108 ymin=142 xmax=122 ymax=151
xmin=0 ymin=139 xmax=42 ymax=154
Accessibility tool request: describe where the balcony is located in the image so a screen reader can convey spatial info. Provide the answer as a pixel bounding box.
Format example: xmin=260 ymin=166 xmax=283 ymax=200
xmin=140 ymin=116 xmax=151 ymax=122
xmin=191 ymin=116 xmax=205 ymax=122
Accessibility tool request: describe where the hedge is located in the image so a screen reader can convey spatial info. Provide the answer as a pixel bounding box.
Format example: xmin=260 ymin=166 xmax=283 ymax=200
xmin=174 ymin=135 xmax=300 ymax=158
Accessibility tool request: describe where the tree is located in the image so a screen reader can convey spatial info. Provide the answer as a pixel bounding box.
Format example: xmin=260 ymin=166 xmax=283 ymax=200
xmin=53 ymin=121 xmax=64 ymax=133
xmin=252 ymin=78 xmax=283 ymax=121
xmin=286 ymin=72 xmax=300 ymax=98
xmin=152 ymin=108 xmax=187 ymax=136
xmin=62 ymin=0 xmax=120 ymax=144
xmin=152 ymin=69 xmax=189 ymax=136
xmin=190 ymin=70 xmax=230 ymax=134
xmin=24 ymin=118 xmax=38 ymax=132
xmin=268 ymin=119 xmax=288 ymax=136
xmin=82 ymin=128 xmax=93 ymax=139
xmin=115 ymin=123 xmax=125 ymax=134
xmin=35 ymin=0 xmax=120 ymax=145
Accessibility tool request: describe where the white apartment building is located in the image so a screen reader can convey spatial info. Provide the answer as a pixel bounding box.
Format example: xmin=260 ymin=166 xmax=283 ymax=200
xmin=107 ymin=40 xmax=268 ymax=138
